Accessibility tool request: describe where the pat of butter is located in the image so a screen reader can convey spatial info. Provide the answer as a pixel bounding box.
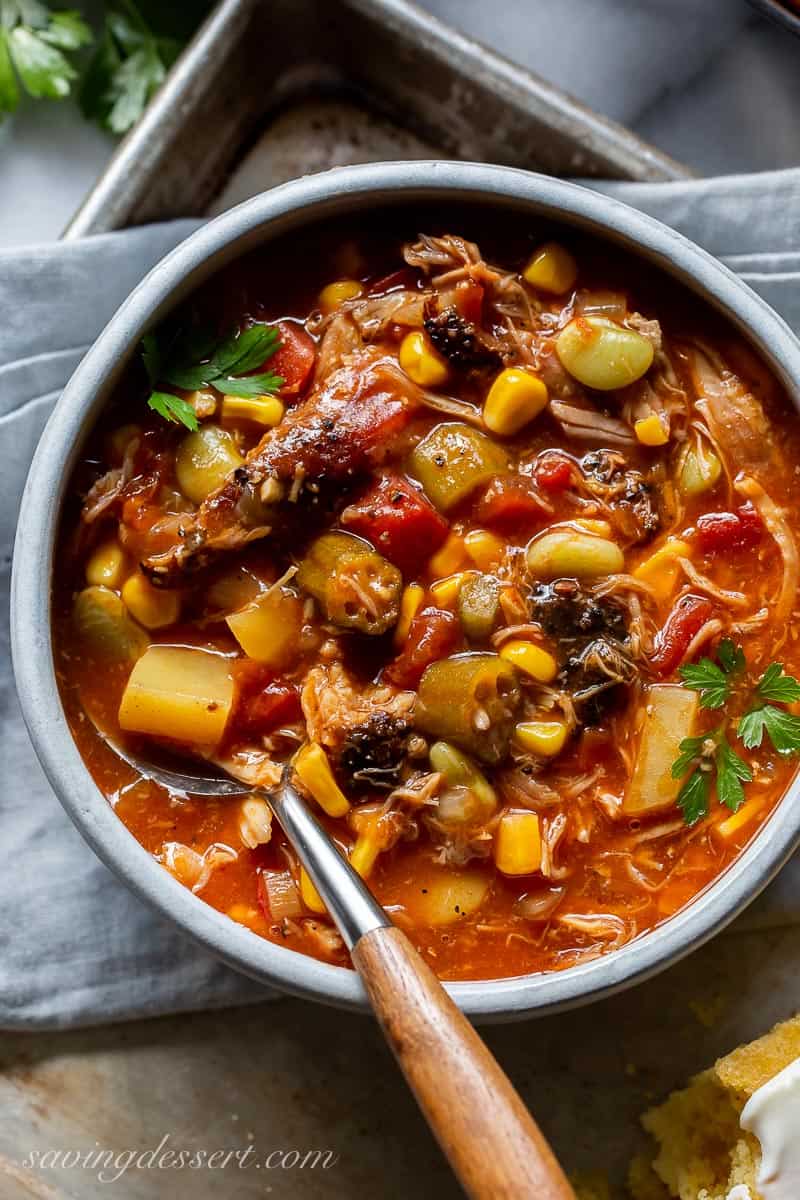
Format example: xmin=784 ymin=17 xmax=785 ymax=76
xmin=740 ymin=1057 xmax=800 ymax=1200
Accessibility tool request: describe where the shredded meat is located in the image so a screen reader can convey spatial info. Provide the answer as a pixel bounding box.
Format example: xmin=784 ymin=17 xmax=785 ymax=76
xmin=735 ymin=475 xmax=799 ymax=629
xmin=300 ymin=662 xmax=415 ymax=757
xmin=581 ymin=449 xmax=660 ymax=544
xmin=338 ymin=713 xmax=412 ymax=792
xmin=684 ymin=342 xmax=773 ymax=475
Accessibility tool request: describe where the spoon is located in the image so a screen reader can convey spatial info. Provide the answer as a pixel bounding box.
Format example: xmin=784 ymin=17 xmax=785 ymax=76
xmin=107 ymin=735 xmax=576 ymax=1200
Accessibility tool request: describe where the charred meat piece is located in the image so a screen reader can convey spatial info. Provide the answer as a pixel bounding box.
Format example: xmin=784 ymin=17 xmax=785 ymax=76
xmin=142 ymin=355 xmax=421 ymax=586
xmin=529 ymin=580 xmax=626 ymax=644
xmin=559 ymin=637 xmax=637 ymax=725
xmin=423 ymin=301 xmax=488 ymax=367
xmin=338 ymin=713 xmax=412 ymax=792
xmin=581 ymin=449 xmax=660 ymax=544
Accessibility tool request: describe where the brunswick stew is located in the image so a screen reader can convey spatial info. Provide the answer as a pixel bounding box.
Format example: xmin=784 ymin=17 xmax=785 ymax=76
xmin=54 ymin=217 xmax=800 ymax=980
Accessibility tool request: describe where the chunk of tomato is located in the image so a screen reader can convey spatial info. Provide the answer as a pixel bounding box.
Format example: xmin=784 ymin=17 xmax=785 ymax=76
xmin=384 ymin=607 xmax=461 ymax=689
xmin=475 ymin=476 xmax=547 ymax=535
xmin=235 ymin=669 xmax=303 ymax=737
xmin=266 ymin=321 xmax=316 ymax=398
xmin=534 ymin=452 xmax=575 ymax=493
xmin=695 ymin=502 xmax=763 ymax=555
xmin=650 ymin=595 xmax=714 ymax=677
xmin=340 ymin=475 xmax=449 ymax=574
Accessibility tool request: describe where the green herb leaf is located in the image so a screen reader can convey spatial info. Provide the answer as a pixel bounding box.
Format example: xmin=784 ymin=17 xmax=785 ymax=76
xmin=0 ymin=30 xmax=19 ymax=111
xmin=147 ymin=391 xmax=198 ymax=431
xmin=671 ymin=733 xmax=708 ymax=780
xmin=140 ymin=332 xmax=161 ymax=387
xmin=739 ymin=705 xmax=800 ymax=756
xmin=677 ymin=769 xmax=711 ymax=826
xmin=39 ymin=10 xmax=92 ymax=51
xmin=755 ymin=663 xmax=800 ymax=705
xmin=214 ymin=372 xmax=284 ymax=398
xmin=161 ymin=362 xmax=215 ymax=391
xmin=717 ymin=639 xmax=745 ymax=676
xmin=679 ymin=657 xmax=732 ymax=709
xmin=81 ymin=1 xmax=181 ymax=136
xmin=211 ymin=325 xmax=281 ymax=377
xmin=7 ymin=24 xmax=76 ymax=97
xmin=716 ymin=735 xmax=752 ymax=813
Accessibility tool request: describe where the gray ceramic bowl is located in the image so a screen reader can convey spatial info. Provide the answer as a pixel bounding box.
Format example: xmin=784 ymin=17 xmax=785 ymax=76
xmin=12 ymin=161 xmax=800 ymax=1021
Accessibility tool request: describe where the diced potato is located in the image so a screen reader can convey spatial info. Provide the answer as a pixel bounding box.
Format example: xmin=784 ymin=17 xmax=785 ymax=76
xmin=73 ymin=586 xmax=149 ymax=663
xmin=122 ymin=572 xmax=181 ymax=630
xmin=226 ymin=586 xmax=302 ymax=668
xmin=526 ymin=528 xmax=624 ymax=579
xmin=494 ymin=811 xmax=542 ymax=876
xmin=175 ymin=425 xmax=244 ymax=504
xmin=118 ymin=645 xmax=234 ymax=746
xmin=623 ymin=684 xmax=699 ymax=815
xmin=409 ymin=868 xmax=491 ymax=927
xmin=85 ymin=538 xmax=128 ymax=589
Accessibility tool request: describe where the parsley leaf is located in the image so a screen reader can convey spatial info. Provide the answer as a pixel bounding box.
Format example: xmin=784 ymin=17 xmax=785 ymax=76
xmin=80 ymin=1 xmax=182 ymax=135
xmin=147 ymin=391 xmax=198 ymax=431
xmin=0 ymin=3 xmax=90 ymax=116
xmin=679 ymin=638 xmax=744 ymax=709
xmin=739 ymin=705 xmax=800 ymax=756
xmin=754 ymin=663 xmax=800 ymax=705
xmin=671 ymin=733 xmax=708 ymax=781
xmin=677 ymin=769 xmax=711 ymax=826
xmin=141 ymin=321 xmax=283 ymax=430
xmin=716 ymin=735 xmax=751 ymax=813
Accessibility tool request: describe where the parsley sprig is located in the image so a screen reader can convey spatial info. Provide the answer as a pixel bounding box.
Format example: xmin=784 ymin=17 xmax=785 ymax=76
xmin=671 ymin=639 xmax=800 ymax=825
xmin=142 ymin=323 xmax=284 ymax=431
xmin=0 ymin=2 xmax=92 ymax=114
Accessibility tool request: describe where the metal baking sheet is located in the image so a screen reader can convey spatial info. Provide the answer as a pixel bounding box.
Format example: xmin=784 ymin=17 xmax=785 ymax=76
xmin=63 ymin=0 xmax=689 ymax=238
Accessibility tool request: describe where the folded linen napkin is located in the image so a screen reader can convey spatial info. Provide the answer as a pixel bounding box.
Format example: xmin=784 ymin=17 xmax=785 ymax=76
xmin=3 ymin=169 xmax=800 ymax=1029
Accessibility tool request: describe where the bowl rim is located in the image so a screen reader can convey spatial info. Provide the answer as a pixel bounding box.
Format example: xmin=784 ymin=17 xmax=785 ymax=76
xmin=12 ymin=160 xmax=800 ymax=1021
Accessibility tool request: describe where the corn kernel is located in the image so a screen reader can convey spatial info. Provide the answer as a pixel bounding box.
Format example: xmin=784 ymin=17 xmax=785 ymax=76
xmin=429 ymin=571 xmax=470 ymax=608
xmin=483 ymin=368 xmax=549 ymax=436
xmin=514 ymin=719 xmax=569 ymax=758
xmin=499 ymin=640 xmax=558 ymax=683
xmin=318 ymin=279 xmax=363 ymax=313
xmin=350 ymin=833 xmax=381 ymax=879
xmin=122 ymin=573 xmax=181 ymax=630
xmin=221 ymin=395 xmax=284 ymax=426
xmin=294 ymin=742 xmax=350 ymax=818
xmin=399 ymin=330 xmax=449 ymax=387
xmin=634 ymin=413 xmax=670 ymax=447
xmin=429 ymin=531 xmax=467 ymax=577
xmin=494 ymin=811 xmax=542 ymax=876
xmin=85 ymin=538 xmax=128 ymax=589
xmin=394 ymin=583 xmax=425 ymax=646
xmin=523 ymin=242 xmax=578 ymax=295
xmin=633 ymin=538 xmax=691 ymax=603
xmin=464 ymin=528 xmax=505 ymax=571
xmin=300 ymin=867 xmax=327 ymax=914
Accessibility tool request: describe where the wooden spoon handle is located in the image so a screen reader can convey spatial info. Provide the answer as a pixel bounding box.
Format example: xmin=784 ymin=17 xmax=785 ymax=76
xmin=352 ymin=925 xmax=575 ymax=1200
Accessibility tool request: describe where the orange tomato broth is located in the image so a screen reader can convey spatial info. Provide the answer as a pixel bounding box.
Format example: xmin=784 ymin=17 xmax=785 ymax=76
xmin=53 ymin=210 xmax=800 ymax=981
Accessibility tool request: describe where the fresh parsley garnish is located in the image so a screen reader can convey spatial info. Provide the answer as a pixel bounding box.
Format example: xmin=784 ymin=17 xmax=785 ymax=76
xmin=671 ymin=729 xmax=752 ymax=826
xmin=0 ymin=2 xmax=91 ymax=117
xmin=142 ymin=322 xmax=284 ymax=432
xmin=80 ymin=1 xmax=183 ymax=134
xmin=673 ymin=643 xmax=800 ymax=824
xmin=678 ymin=638 xmax=743 ymax=709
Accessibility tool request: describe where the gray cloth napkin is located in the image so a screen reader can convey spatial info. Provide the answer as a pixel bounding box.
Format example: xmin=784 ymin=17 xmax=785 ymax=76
xmin=3 ymin=169 xmax=800 ymax=1030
